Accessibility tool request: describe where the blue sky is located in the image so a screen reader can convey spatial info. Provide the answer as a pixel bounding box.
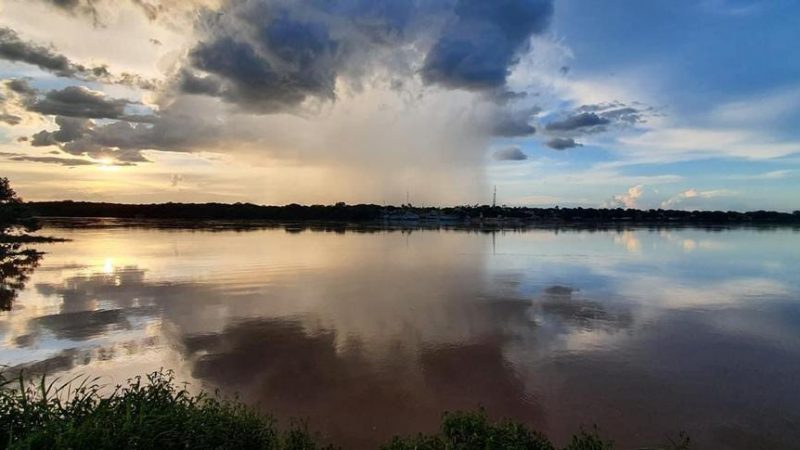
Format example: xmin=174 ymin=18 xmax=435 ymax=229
xmin=487 ymin=0 xmax=800 ymax=210
xmin=0 ymin=0 xmax=798 ymax=210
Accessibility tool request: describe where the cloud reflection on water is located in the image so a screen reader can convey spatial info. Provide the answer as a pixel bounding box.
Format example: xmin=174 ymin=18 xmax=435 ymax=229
xmin=1 ymin=226 xmax=799 ymax=449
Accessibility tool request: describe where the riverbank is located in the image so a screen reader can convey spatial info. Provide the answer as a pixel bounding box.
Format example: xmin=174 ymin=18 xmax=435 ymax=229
xmin=27 ymin=201 xmax=800 ymax=227
xmin=0 ymin=371 xmax=687 ymax=450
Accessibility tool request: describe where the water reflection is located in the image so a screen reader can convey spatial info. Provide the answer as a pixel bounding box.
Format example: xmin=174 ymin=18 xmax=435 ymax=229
xmin=0 ymin=242 xmax=43 ymax=311
xmin=1 ymin=226 xmax=799 ymax=449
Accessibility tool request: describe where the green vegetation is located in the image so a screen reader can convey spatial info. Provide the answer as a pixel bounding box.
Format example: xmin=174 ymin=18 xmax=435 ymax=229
xmin=0 ymin=370 xmax=689 ymax=450
xmin=0 ymin=371 xmax=330 ymax=450
xmin=381 ymin=411 xmax=614 ymax=450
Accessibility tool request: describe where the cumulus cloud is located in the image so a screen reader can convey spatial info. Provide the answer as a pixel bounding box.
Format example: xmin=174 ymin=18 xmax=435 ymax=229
xmin=178 ymin=0 xmax=438 ymax=112
xmin=608 ymin=184 xmax=644 ymax=209
xmin=545 ymin=137 xmax=581 ymax=150
xmin=176 ymin=0 xmax=555 ymax=113
xmin=492 ymin=146 xmax=527 ymax=161
xmin=422 ymin=0 xmax=553 ymax=90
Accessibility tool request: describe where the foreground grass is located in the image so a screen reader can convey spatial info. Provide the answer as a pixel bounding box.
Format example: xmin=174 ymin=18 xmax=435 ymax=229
xmin=0 ymin=370 xmax=688 ymax=450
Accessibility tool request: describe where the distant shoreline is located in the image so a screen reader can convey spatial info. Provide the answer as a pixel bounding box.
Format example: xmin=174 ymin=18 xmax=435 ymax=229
xmin=27 ymin=201 xmax=800 ymax=228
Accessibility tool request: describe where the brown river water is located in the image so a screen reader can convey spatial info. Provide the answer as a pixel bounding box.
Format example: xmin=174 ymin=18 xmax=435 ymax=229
xmin=2 ymin=223 xmax=799 ymax=449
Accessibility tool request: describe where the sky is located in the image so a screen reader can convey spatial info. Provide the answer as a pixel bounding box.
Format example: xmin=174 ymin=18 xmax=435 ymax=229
xmin=0 ymin=0 xmax=798 ymax=210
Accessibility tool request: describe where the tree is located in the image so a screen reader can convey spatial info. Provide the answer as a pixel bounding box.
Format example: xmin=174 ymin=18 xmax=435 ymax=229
xmin=0 ymin=177 xmax=40 ymax=235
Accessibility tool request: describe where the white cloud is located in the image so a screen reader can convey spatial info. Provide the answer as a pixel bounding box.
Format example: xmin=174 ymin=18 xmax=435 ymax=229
xmin=724 ymin=170 xmax=794 ymax=181
xmin=620 ymin=276 xmax=789 ymax=310
xmin=617 ymin=127 xmax=800 ymax=162
xmin=608 ymin=184 xmax=643 ymax=208
xmin=661 ymin=188 xmax=735 ymax=209
xmin=711 ymin=85 xmax=800 ymax=125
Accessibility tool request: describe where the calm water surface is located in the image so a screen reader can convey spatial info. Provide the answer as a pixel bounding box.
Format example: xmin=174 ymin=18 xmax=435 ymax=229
xmin=2 ymin=224 xmax=800 ymax=449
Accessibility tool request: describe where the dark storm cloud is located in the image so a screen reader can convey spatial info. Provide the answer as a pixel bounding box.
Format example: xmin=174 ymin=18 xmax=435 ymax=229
xmin=180 ymin=0 xmax=448 ymax=112
xmin=421 ymin=0 xmax=553 ymax=90
xmin=30 ymin=86 xmax=131 ymax=119
xmin=492 ymin=146 xmax=527 ymax=161
xmin=188 ymin=36 xmax=331 ymax=112
xmin=179 ymin=0 xmax=553 ymax=112
xmin=545 ymin=112 xmax=610 ymax=132
xmin=546 ymin=137 xmax=582 ymax=150
xmin=185 ymin=6 xmax=343 ymax=113
xmin=178 ymin=70 xmax=224 ymax=96
xmin=0 ymin=27 xmax=158 ymax=89
xmin=491 ymin=108 xmax=539 ymax=137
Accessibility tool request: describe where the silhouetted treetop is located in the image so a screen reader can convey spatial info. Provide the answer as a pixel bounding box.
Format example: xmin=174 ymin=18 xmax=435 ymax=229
xmin=25 ymin=200 xmax=800 ymax=226
xmin=0 ymin=177 xmax=40 ymax=235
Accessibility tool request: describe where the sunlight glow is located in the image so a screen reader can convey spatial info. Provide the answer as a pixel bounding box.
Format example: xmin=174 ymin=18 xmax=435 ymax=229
xmin=103 ymin=257 xmax=114 ymax=274
xmin=97 ymin=158 xmax=121 ymax=172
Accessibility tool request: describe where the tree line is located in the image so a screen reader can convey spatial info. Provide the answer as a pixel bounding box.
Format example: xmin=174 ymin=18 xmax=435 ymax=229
xmin=26 ymin=200 xmax=800 ymax=225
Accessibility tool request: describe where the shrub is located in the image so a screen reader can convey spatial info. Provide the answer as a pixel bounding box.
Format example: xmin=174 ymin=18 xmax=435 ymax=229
xmin=0 ymin=370 xmax=330 ymax=450
xmin=1 ymin=371 xmax=687 ymax=450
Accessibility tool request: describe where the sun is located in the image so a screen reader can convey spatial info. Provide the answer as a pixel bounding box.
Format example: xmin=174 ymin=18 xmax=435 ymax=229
xmin=97 ymin=157 xmax=121 ymax=172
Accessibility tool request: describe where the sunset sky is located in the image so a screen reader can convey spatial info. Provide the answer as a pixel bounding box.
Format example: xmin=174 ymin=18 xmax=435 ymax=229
xmin=1 ymin=0 xmax=798 ymax=210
